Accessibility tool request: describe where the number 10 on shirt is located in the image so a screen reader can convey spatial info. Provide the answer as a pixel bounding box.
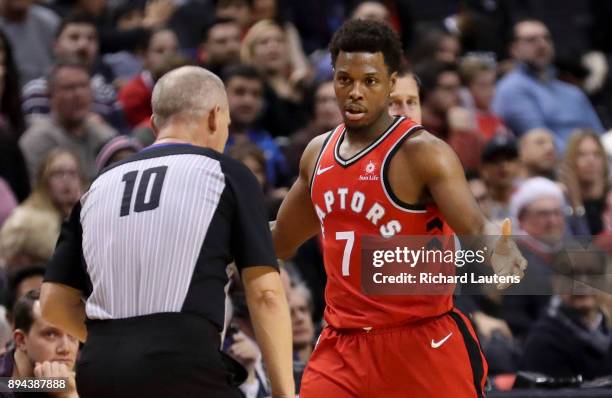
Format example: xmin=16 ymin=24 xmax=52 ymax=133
xmin=120 ymin=166 xmax=168 ymax=217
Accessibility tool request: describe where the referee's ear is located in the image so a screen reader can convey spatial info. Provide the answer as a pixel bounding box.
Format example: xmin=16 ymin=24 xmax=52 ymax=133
xmin=207 ymin=105 xmax=219 ymax=133
xmin=151 ymin=115 xmax=159 ymax=137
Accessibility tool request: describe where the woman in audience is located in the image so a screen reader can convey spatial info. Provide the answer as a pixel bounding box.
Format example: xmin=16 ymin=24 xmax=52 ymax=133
xmin=250 ymin=0 xmax=310 ymax=86
xmin=0 ymin=149 xmax=84 ymax=270
xmin=562 ymin=130 xmax=609 ymax=235
xmin=241 ymin=19 xmax=310 ymax=136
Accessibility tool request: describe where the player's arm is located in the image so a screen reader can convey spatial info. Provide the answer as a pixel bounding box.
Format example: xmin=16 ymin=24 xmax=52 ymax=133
xmin=272 ymin=134 xmax=327 ymax=259
xmin=406 ymin=133 xmax=526 ymax=286
xmin=406 ymin=133 xmax=488 ymax=235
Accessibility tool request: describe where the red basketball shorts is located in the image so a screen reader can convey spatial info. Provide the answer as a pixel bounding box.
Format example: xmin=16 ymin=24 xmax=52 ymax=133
xmin=300 ymin=308 xmax=488 ymax=398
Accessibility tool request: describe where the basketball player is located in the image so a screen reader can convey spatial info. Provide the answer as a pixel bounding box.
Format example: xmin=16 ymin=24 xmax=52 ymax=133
xmin=272 ymin=20 xmax=526 ymax=398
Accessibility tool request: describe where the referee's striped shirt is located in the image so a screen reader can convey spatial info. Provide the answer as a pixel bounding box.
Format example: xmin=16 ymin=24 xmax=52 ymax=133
xmin=44 ymin=143 xmax=278 ymax=330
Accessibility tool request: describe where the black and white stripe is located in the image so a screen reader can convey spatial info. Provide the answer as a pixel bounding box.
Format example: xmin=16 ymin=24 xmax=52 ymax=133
xmin=81 ymin=154 xmax=225 ymax=319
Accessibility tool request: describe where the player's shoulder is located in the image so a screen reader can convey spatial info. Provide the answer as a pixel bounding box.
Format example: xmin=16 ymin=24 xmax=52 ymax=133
xmin=299 ymin=128 xmax=337 ymax=173
xmin=399 ymin=128 xmax=448 ymax=155
xmin=397 ymin=128 xmax=459 ymax=172
xmin=304 ymin=129 xmax=335 ymax=158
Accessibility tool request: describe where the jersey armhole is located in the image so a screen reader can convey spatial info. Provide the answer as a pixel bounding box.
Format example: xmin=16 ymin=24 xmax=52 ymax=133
xmin=381 ymin=125 xmax=428 ymax=212
xmin=308 ymin=130 xmax=334 ymax=195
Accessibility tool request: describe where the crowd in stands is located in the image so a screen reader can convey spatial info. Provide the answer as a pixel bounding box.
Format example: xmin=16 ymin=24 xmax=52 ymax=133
xmin=2 ymin=0 xmax=612 ymax=395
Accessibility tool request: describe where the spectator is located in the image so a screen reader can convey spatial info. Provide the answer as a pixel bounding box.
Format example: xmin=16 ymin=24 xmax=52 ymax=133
xmin=518 ymin=128 xmax=557 ymax=180
xmin=0 ymin=149 xmax=83 ymax=271
xmin=20 ymin=60 xmax=117 ymax=181
xmin=411 ymin=29 xmax=460 ymax=65
xmin=215 ymin=0 xmax=252 ymax=34
xmin=101 ymin=3 xmax=149 ymax=85
xmin=198 ymin=17 xmax=242 ymax=77
xmin=250 ymin=0 xmax=311 ymax=91
xmin=415 ymin=60 xmax=484 ymax=171
xmin=388 ymin=71 xmax=422 ymax=123
xmin=415 ymin=60 xmax=461 ymax=140
xmin=241 ymin=19 xmax=310 ymax=137
xmin=5 ymin=265 xmax=46 ymax=321
xmin=287 ymin=79 xmax=342 ymax=177
xmin=74 ymin=0 xmax=176 ymax=55
xmin=0 ymin=0 xmax=59 ymax=87
xmin=459 ymin=54 xmax=510 ymax=140
xmin=0 ymin=207 xmax=59 ymax=272
xmin=521 ymin=251 xmax=612 ymax=380
xmin=118 ymin=28 xmax=179 ymax=128
xmin=480 ymin=135 xmax=520 ymax=222
xmin=21 ymin=13 xmax=124 ymax=131
xmin=222 ymin=64 xmax=289 ymax=188
xmin=559 ymin=130 xmax=609 ymax=235
xmin=492 ymin=19 xmax=604 ymax=152
xmin=229 ymin=142 xmax=285 ymax=220
xmin=0 ymin=290 xmax=79 ymax=397
xmin=95 ymin=135 xmax=142 ymax=172
xmin=288 ymin=283 xmax=315 ymax=364
xmin=350 ymin=1 xmax=390 ymax=24
xmin=466 ymin=170 xmax=492 ymax=219
xmin=504 ymin=177 xmax=567 ymax=340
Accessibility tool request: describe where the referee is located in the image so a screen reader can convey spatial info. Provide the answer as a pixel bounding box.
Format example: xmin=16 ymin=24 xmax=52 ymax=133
xmin=39 ymin=66 xmax=295 ymax=398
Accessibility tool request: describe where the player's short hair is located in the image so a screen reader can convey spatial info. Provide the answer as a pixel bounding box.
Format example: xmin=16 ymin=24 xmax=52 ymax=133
xmin=13 ymin=289 xmax=40 ymax=334
xmin=329 ymin=19 xmax=402 ymax=74
xmin=151 ymin=66 xmax=227 ymax=128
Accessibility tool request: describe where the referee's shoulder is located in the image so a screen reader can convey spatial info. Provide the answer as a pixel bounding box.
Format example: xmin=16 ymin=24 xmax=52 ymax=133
xmin=214 ymin=151 xmax=260 ymax=187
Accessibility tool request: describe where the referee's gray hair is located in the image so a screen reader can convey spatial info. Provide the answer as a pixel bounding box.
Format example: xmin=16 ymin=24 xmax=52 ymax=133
xmin=151 ymin=66 xmax=227 ymax=128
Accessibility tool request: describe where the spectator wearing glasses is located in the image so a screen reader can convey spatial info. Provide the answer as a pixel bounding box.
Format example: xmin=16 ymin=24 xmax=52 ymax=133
xmin=492 ymin=19 xmax=603 ymax=152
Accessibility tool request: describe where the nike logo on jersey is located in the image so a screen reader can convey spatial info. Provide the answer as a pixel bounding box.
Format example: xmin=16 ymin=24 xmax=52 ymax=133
xmin=317 ymin=165 xmax=334 ymax=175
xmin=431 ymin=332 xmax=453 ymax=348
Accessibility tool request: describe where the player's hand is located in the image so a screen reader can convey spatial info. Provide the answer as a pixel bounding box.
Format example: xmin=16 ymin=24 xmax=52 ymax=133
xmin=490 ymin=218 xmax=527 ymax=289
xmin=34 ymin=361 xmax=77 ymax=398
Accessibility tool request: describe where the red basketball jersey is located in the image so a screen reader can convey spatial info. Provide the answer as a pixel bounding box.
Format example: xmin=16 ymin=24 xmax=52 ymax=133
xmin=310 ymin=117 xmax=454 ymax=329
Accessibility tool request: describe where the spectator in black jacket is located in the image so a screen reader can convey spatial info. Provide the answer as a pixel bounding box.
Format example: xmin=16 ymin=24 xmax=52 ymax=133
xmin=520 ymin=250 xmax=612 ymax=380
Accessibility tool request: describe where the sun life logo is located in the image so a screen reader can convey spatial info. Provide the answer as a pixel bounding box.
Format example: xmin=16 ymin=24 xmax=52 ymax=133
xmin=359 ymin=161 xmax=379 ymax=181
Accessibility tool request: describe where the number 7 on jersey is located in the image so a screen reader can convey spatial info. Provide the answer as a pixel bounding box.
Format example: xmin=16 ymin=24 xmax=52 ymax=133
xmin=336 ymin=231 xmax=354 ymax=276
